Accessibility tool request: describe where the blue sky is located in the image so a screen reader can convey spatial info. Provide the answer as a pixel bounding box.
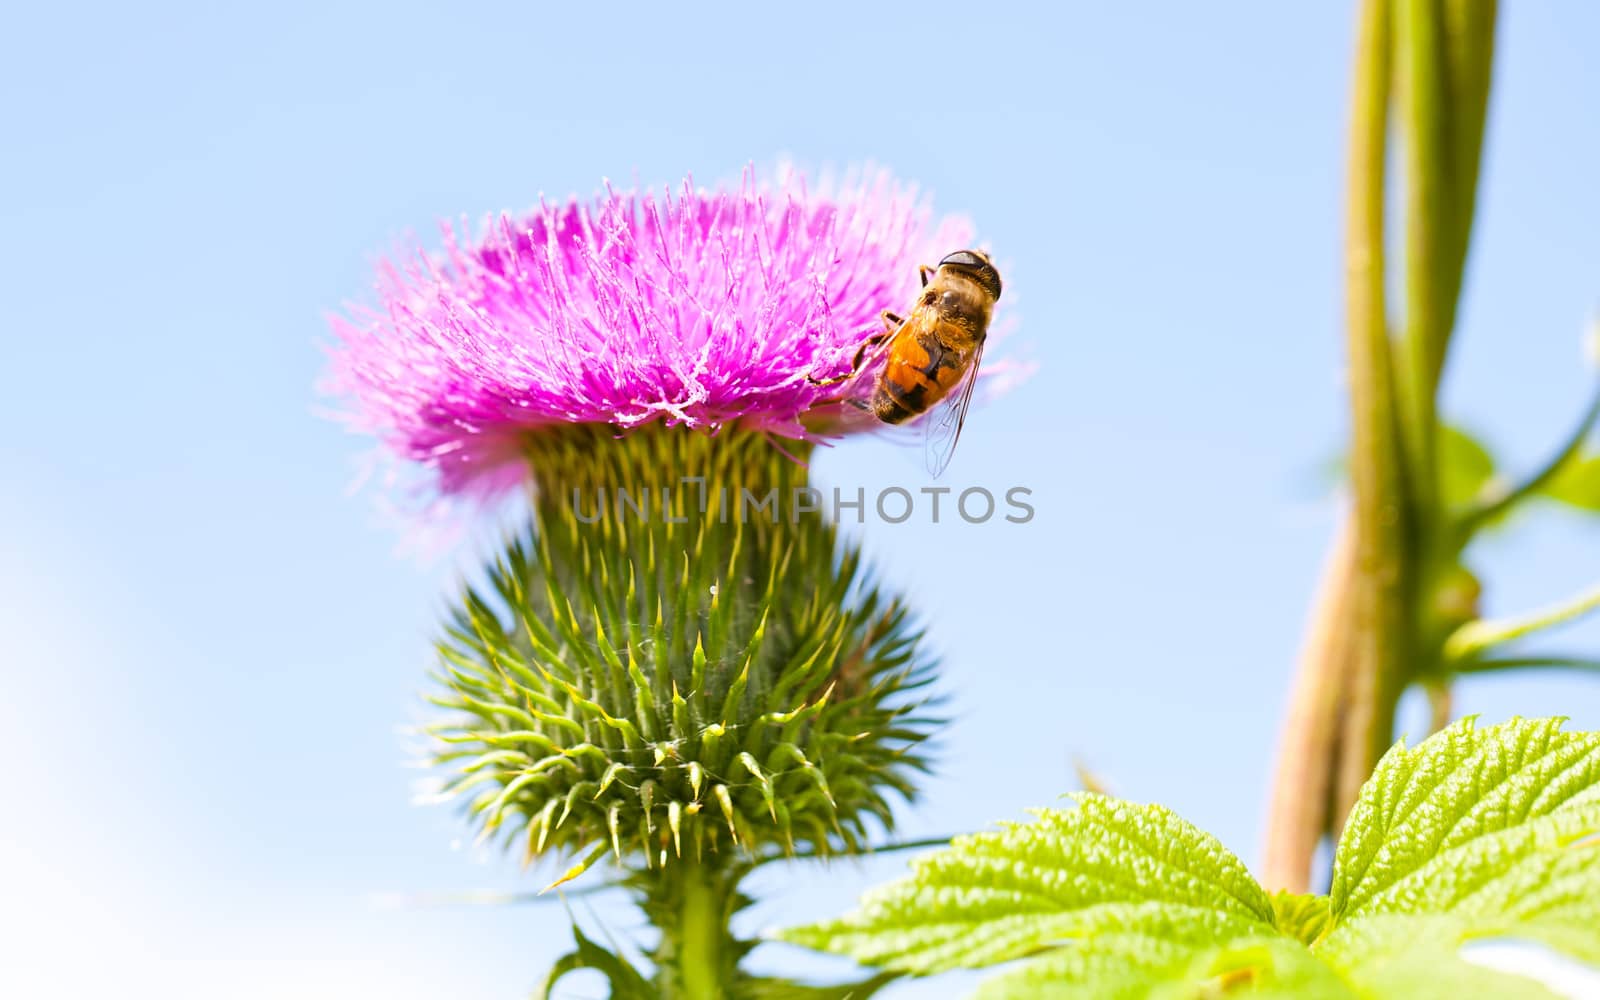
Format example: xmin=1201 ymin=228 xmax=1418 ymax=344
xmin=3 ymin=2 xmax=1597 ymax=997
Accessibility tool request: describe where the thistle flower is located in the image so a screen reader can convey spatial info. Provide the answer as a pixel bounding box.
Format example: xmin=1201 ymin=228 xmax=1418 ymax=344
xmin=328 ymin=168 xmax=975 ymax=994
xmin=328 ymin=169 xmax=971 ymax=497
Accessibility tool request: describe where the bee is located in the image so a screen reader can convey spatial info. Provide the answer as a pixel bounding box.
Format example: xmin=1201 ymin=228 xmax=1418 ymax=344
xmin=811 ymin=249 xmax=1002 ymax=475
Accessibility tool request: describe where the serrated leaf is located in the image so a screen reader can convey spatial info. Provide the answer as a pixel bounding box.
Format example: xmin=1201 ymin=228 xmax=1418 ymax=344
xmin=974 ymin=932 xmax=1350 ymax=1000
xmin=783 ymin=718 xmax=1600 ymax=999
xmin=1321 ymin=718 xmax=1600 ymax=994
xmin=779 ymin=793 xmax=1280 ymax=987
xmin=1331 ymin=717 xmax=1600 ymax=919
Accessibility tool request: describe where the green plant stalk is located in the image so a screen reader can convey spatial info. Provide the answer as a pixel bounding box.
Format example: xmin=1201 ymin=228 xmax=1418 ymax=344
xmin=1333 ymin=0 xmax=1414 ymax=848
xmin=647 ymin=861 xmax=744 ymax=1000
xmin=677 ymin=873 xmax=722 ymax=1000
xmin=1438 ymin=0 xmax=1497 ymax=354
xmin=1395 ymin=0 xmax=1448 ymax=523
xmin=1265 ymin=0 xmax=1405 ymax=892
xmin=1384 ymin=0 xmax=1497 ymax=703
xmin=1460 ymin=655 xmax=1600 ymax=675
xmin=1399 ymin=0 xmax=1496 ymax=397
xmin=1444 ymin=582 xmax=1600 ymax=662
xmin=1459 ymin=376 xmax=1600 ymax=535
xmin=1424 ymin=677 xmax=1453 ymax=734
xmin=1264 ymin=0 xmax=1402 ymax=893
xmin=1265 ymin=0 xmax=1500 ymax=892
xmin=1263 ymin=522 xmax=1357 ymax=891
xmin=1394 ymin=0 xmax=1498 ymax=654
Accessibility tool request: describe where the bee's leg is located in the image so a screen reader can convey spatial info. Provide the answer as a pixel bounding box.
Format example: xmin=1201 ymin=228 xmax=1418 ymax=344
xmin=852 ymin=328 xmax=894 ymax=368
xmin=919 ymin=265 xmax=935 ymax=287
xmin=807 ymin=327 xmax=895 ymax=387
xmin=806 ymin=354 xmax=864 ymax=387
xmin=806 ymin=368 xmax=858 ymax=388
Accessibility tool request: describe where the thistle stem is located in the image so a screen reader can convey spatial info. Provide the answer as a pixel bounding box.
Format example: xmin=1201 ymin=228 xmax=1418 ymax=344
xmin=677 ymin=866 xmax=724 ymax=1000
xmin=650 ymin=860 xmax=741 ymax=1000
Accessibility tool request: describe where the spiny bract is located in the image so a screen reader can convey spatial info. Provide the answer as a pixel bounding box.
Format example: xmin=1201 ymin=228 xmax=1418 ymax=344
xmin=428 ymin=427 xmax=938 ymax=875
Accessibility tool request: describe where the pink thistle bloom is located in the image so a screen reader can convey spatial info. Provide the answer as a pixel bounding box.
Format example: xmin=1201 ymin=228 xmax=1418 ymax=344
xmin=326 ymin=168 xmax=974 ymax=496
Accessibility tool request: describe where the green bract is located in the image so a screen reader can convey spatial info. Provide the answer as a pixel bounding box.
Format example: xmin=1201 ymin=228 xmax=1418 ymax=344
xmin=782 ymin=717 xmax=1600 ymax=998
xmin=428 ymin=425 xmax=936 ymax=877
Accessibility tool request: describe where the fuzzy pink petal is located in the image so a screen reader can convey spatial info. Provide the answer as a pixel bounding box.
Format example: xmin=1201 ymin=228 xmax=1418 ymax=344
xmin=325 ymin=168 xmax=975 ymax=497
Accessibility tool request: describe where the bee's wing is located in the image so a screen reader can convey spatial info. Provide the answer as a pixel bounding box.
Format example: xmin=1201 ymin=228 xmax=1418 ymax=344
xmin=924 ymin=340 xmax=984 ymax=478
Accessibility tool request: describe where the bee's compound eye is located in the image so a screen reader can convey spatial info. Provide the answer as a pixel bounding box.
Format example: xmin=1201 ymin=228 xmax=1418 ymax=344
xmin=939 ymin=250 xmax=986 ymax=268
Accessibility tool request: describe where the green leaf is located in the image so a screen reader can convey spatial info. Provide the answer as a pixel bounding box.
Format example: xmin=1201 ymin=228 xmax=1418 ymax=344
xmin=1541 ymin=452 xmax=1600 ymax=512
xmin=783 ymin=719 xmax=1600 ymax=998
xmin=779 ymin=793 xmax=1291 ymax=991
xmin=1323 ymin=717 xmax=1600 ymax=991
xmin=1439 ymin=423 xmax=1498 ymax=511
xmin=972 ymin=928 xmax=1351 ymax=1000
xmin=1330 ymin=717 xmax=1600 ymax=918
xmin=1316 ymin=914 xmax=1564 ymax=999
xmin=1269 ymin=891 xmax=1333 ymax=946
xmin=538 ymin=921 xmax=653 ymax=1000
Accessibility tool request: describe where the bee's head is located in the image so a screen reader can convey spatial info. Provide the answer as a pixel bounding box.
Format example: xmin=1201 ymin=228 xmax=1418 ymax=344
xmin=938 ymin=249 xmax=1002 ymax=301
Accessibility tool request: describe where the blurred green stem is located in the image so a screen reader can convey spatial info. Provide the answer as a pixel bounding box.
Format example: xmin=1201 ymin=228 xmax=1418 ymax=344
xmin=1459 ymin=377 xmax=1600 ymax=534
xmin=1395 ymin=0 xmax=1447 ymax=519
xmin=1460 ymin=655 xmax=1600 ymax=675
xmin=1264 ymin=0 xmax=1497 ymax=892
xmin=1445 ymin=583 xmax=1600 ymax=662
xmin=1425 ymin=679 xmax=1454 ymax=734
xmin=1263 ymin=522 xmax=1357 ymax=891
xmin=1332 ymin=0 xmax=1414 ymax=857
xmin=750 ymin=835 xmax=954 ymax=869
xmin=1264 ymin=0 xmax=1399 ymax=892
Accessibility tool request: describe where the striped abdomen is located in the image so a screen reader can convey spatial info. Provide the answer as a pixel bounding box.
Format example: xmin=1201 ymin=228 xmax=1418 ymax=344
xmin=871 ymin=326 xmax=971 ymax=424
